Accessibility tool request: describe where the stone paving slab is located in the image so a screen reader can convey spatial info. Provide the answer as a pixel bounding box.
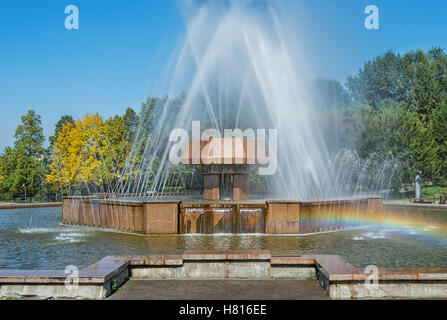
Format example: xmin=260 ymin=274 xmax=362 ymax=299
xmin=0 ymin=256 xmax=129 ymax=284
xmin=270 ymin=255 xmax=316 ymax=265
xmin=116 ymin=255 xmax=183 ymax=266
xmin=107 ymin=279 xmax=329 ymax=300
xmin=183 ymin=250 xmax=271 ymax=261
xmin=81 ymin=256 xmax=129 ymax=282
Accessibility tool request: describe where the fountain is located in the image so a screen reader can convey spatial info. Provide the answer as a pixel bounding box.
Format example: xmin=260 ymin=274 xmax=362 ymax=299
xmin=62 ymin=136 xmax=384 ymax=234
xmin=61 ymin=1 xmax=386 ymax=235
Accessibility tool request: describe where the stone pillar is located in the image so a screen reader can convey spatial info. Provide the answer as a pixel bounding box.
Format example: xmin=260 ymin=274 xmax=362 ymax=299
xmin=143 ymin=201 xmax=179 ymax=234
xmin=233 ymin=174 xmax=249 ymax=200
xmin=265 ymin=201 xmax=300 ymax=234
xmin=203 ymin=174 xmax=220 ymax=200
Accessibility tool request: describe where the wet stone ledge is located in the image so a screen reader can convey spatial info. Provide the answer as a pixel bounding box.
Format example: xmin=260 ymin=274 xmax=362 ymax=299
xmin=2 ymin=251 xmax=447 ymax=299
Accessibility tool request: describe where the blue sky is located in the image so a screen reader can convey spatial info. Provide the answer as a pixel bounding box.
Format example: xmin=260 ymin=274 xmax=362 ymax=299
xmin=0 ymin=0 xmax=446 ymax=150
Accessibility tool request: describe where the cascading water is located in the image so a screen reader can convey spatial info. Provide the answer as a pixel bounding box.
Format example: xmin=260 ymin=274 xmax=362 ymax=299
xmin=239 ymin=208 xmax=264 ymax=234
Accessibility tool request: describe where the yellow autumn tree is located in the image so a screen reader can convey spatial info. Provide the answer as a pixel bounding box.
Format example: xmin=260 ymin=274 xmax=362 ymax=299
xmin=46 ymin=121 xmax=74 ymax=188
xmin=47 ymin=113 xmax=113 ymax=188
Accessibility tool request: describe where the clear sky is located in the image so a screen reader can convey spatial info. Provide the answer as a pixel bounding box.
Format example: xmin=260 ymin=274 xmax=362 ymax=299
xmin=0 ymin=0 xmax=446 ymax=150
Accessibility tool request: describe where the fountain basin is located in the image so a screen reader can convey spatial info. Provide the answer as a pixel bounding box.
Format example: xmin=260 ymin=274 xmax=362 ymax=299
xmin=62 ymin=197 xmax=383 ymax=235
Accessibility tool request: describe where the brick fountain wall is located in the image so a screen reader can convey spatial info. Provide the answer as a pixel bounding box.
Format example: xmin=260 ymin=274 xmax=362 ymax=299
xmin=62 ymin=197 xmax=383 ymax=235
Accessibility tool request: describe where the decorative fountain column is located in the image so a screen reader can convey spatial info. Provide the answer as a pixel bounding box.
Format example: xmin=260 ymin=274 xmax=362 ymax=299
xmin=181 ymin=138 xmax=254 ymax=201
xmin=201 ymin=164 xmax=250 ymax=200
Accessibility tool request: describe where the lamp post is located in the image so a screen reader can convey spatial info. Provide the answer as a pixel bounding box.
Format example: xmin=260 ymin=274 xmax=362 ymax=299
xmin=66 ymin=180 xmax=71 ymax=196
xmin=23 ymin=184 xmax=26 ymax=203
xmin=117 ymin=175 xmax=121 ymax=194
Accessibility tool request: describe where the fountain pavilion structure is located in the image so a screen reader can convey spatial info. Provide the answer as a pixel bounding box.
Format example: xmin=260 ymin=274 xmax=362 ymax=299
xmin=62 ymin=138 xmax=383 ymax=235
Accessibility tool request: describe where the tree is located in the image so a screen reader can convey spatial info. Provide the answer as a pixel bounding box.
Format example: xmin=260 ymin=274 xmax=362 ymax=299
xmin=429 ymin=101 xmax=447 ymax=185
xmin=47 ymin=113 xmax=110 ymax=190
xmin=0 ymin=147 xmax=15 ymax=196
xmin=123 ymin=107 xmax=138 ymax=142
xmin=14 ymin=110 xmax=45 ymax=157
xmin=346 ymin=50 xmax=404 ymax=107
xmin=0 ymin=110 xmax=46 ymax=198
xmin=49 ymin=115 xmax=75 ymax=147
xmin=399 ymin=50 xmax=441 ymax=121
xmin=47 ymin=113 xmax=137 ymax=193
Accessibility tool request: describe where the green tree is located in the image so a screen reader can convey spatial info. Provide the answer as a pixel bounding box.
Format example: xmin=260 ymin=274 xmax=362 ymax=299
xmin=49 ymin=115 xmax=75 ymax=147
xmin=429 ymin=101 xmax=447 ymax=185
xmin=346 ymin=50 xmax=404 ymax=107
xmin=0 ymin=110 xmax=46 ymax=198
xmin=14 ymin=110 xmax=45 ymax=157
xmin=123 ymin=107 xmax=138 ymax=142
xmin=399 ymin=50 xmax=441 ymax=121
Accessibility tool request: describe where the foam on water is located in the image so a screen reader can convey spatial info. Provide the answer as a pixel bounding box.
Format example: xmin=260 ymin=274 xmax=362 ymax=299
xmin=18 ymin=227 xmax=64 ymax=234
xmin=18 ymin=226 xmax=87 ymax=234
xmin=53 ymin=233 xmax=86 ymax=243
xmin=358 ymin=231 xmax=389 ymax=240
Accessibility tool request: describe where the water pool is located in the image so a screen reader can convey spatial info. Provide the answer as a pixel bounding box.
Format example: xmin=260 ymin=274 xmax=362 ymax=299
xmin=1 ymin=205 xmax=446 ymax=270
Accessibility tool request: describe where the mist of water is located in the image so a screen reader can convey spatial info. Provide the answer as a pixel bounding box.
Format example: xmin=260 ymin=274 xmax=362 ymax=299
xmin=58 ymin=1 xmax=401 ymax=201
xmin=117 ymin=1 xmax=343 ymax=200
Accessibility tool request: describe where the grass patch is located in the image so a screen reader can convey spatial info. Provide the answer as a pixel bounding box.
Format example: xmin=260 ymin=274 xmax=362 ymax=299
xmin=111 ymin=279 xmax=119 ymax=293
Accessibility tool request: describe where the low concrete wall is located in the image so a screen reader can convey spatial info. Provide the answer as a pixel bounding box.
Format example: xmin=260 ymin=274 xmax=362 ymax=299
xmin=129 ymin=251 xmax=316 ymax=280
xmin=0 ymin=284 xmax=109 ymax=300
xmin=314 ymin=255 xmax=447 ymax=299
xmin=329 ymin=282 xmax=447 ymax=299
xmin=2 ymin=251 xmax=447 ymax=299
xmin=132 ymin=262 xmax=278 ymax=279
xmin=0 ymin=257 xmax=129 ymax=300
